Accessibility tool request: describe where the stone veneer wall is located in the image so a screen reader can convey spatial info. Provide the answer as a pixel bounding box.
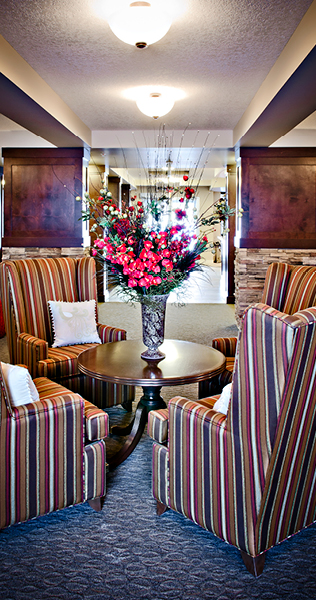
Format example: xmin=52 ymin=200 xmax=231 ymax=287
xmin=235 ymin=247 xmax=316 ymax=325
xmin=2 ymin=247 xmax=87 ymax=261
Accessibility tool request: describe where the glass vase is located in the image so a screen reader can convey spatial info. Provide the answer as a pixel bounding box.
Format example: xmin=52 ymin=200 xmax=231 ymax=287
xmin=140 ymin=294 xmax=169 ymax=361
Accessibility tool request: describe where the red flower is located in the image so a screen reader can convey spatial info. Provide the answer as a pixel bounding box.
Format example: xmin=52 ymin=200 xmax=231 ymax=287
xmin=143 ymin=240 xmax=153 ymax=250
xmin=175 ymin=209 xmax=186 ymax=220
xmin=128 ymin=278 xmax=138 ymax=288
xmin=128 ymin=206 xmax=134 ymax=212
xmin=137 ymin=201 xmax=143 ymax=207
xmin=183 ymin=175 xmax=189 ymax=181
xmin=162 ymin=259 xmax=173 ymax=271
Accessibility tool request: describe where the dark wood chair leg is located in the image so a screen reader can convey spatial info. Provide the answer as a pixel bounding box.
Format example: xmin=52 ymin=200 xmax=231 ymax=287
xmin=88 ymin=496 xmax=105 ymax=512
xmin=121 ymin=398 xmax=133 ymax=412
xmin=240 ymin=550 xmax=266 ymax=577
xmin=156 ymin=500 xmax=169 ymax=516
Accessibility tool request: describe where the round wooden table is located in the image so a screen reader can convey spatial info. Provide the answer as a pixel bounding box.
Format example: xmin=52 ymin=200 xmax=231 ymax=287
xmin=78 ymin=339 xmax=225 ymax=468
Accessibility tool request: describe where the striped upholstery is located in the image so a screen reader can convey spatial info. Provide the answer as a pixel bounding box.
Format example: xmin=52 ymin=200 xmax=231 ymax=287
xmin=84 ymin=400 xmax=108 ymax=441
xmin=261 ymin=262 xmax=293 ymax=310
xmin=0 ymin=257 xmax=134 ymax=408
xmin=282 ymin=266 xmax=316 ymax=314
xmin=212 ymin=337 xmax=237 ymax=357
xmin=84 ymin=441 xmax=107 ymax=502
xmin=148 ymin=408 xmax=169 ymax=444
xmin=150 ymin=304 xmax=316 ymax=570
xmin=34 ymin=377 xmax=108 ymax=441
xmin=211 ymin=262 xmax=316 ymax=392
xmin=0 ymin=373 xmax=107 ymax=530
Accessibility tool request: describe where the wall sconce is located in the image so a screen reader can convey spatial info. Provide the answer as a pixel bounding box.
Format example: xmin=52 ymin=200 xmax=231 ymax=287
xmin=108 ymin=1 xmax=173 ymax=48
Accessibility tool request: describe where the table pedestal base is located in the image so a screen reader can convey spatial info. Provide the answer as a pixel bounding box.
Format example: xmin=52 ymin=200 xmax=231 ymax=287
xmin=108 ymin=386 xmax=166 ymax=469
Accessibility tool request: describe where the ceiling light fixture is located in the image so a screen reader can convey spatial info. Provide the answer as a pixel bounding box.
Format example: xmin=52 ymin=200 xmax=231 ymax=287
xmin=108 ymin=1 xmax=173 ymax=49
xmin=136 ymin=92 xmax=175 ymax=119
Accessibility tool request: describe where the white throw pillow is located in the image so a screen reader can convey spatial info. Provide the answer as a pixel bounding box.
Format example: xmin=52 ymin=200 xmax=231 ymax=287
xmin=48 ymin=300 xmax=101 ymax=348
xmin=0 ymin=362 xmax=40 ymax=407
xmin=213 ymin=383 xmax=232 ymax=416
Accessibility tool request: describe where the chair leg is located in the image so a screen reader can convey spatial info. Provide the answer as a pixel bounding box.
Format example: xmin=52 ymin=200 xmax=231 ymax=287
xmin=121 ymin=398 xmax=133 ymax=412
xmin=156 ymin=500 xmax=169 ymax=516
xmin=240 ymin=550 xmax=266 ymax=577
xmin=88 ymin=496 xmax=105 ymax=512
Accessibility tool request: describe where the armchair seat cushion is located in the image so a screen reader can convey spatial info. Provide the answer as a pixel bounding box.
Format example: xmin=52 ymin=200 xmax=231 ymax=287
xmin=37 ymin=343 xmax=100 ymax=379
xmin=34 ymin=377 xmax=109 ymax=441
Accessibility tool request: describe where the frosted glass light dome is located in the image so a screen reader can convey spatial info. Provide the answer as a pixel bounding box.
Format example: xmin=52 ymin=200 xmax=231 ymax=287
xmin=108 ymin=2 xmax=172 ymax=48
xmin=136 ymin=92 xmax=175 ymax=119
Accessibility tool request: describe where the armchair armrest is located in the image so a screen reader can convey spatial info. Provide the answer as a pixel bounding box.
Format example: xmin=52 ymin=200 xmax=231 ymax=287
xmin=84 ymin=400 xmax=109 ymax=441
xmin=212 ymin=337 xmax=237 ymax=357
xmin=148 ymin=408 xmax=169 ymax=443
xmin=149 ymin=397 xmax=227 ymax=446
xmin=169 ymin=396 xmax=228 ymax=431
xmin=10 ymin=391 xmax=83 ymax=421
xmin=17 ymin=333 xmax=48 ymax=378
xmin=97 ymin=323 xmax=127 ymax=343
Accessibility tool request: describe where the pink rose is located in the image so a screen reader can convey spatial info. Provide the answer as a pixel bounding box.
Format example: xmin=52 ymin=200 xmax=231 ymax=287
xmin=162 ymin=259 xmax=173 ymax=271
xmin=128 ymin=278 xmax=138 ymax=288
xmin=143 ymin=240 xmax=153 ymax=250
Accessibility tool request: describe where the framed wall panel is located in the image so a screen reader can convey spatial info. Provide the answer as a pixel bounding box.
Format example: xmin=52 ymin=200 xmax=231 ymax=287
xmin=2 ymin=148 xmax=88 ymax=247
xmin=236 ymin=148 xmax=316 ymax=249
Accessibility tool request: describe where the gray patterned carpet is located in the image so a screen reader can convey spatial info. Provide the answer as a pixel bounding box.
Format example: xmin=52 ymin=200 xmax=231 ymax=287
xmin=1 ymin=303 xmax=316 ymax=599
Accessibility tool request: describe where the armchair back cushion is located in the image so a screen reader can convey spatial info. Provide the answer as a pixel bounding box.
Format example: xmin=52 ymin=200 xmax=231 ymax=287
xmin=261 ymin=262 xmax=316 ymax=314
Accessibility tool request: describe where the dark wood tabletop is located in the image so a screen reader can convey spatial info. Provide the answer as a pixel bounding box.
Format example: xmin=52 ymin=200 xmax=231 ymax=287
xmin=78 ymin=339 xmax=225 ymax=387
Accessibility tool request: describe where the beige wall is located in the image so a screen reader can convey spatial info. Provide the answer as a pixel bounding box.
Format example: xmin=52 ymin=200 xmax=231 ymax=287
xmin=198 ymin=187 xmax=222 ymax=265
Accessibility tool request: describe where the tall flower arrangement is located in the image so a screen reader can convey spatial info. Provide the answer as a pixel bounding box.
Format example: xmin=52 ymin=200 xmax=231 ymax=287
xmin=79 ymin=176 xmax=239 ymax=305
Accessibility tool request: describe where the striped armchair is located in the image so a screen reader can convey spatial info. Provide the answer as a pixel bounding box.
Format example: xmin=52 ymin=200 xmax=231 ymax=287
xmin=211 ymin=262 xmax=316 ymax=393
xmin=148 ymin=303 xmax=316 ymax=576
xmin=0 ymin=372 xmax=108 ymax=529
xmin=0 ymin=256 xmax=134 ymax=409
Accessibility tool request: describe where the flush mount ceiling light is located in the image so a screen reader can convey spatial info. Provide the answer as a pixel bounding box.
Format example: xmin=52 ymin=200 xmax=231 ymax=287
xmin=123 ymin=86 xmax=186 ymax=119
xmin=136 ymin=92 xmax=175 ymax=119
xmin=108 ymin=1 xmax=173 ymax=49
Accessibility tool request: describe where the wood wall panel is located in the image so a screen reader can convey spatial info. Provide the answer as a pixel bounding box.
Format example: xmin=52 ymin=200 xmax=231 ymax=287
xmin=3 ymin=148 xmax=87 ymax=248
xmin=236 ymin=148 xmax=316 ymax=249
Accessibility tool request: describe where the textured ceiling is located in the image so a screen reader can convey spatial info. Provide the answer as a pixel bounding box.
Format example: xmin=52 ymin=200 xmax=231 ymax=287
xmin=0 ymin=0 xmax=314 ymax=131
